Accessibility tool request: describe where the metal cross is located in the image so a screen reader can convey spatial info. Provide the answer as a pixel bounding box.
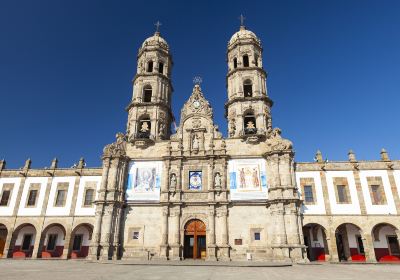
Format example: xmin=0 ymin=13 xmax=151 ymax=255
xmin=154 ymin=21 xmax=162 ymax=32
xmin=193 ymin=76 xmax=202 ymax=85
xmin=239 ymin=14 xmax=246 ymax=26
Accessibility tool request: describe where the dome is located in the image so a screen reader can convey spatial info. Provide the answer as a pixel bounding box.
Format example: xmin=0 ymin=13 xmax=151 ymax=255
xmin=228 ymin=26 xmax=260 ymax=46
xmin=141 ymin=32 xmax=169 ymax=50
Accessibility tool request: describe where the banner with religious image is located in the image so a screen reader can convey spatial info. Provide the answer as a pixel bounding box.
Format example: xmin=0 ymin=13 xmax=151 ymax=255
xmin=228 ymin=158 xmax=268 ymax=200
xmin=126 ymin=161 xmax=162 ymax=201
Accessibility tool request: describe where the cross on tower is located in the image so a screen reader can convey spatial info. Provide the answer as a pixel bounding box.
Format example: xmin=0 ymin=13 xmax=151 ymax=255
xmin=238 ymin=14 xmax=246 ymax=26
xmin=154 ymin=21 xmax=162 ymax=33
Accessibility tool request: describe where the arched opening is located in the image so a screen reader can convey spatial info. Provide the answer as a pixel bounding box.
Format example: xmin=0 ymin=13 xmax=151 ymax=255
xmin=233 ymin=57 xmax=238 ymax=69
xmin=143 ymin=85 xmax=152 ymax=103
xmin=137 ymin=116 xmax=151 ymax=139
xmin=254 ymin=54 xmax=259 ymax=67
xmin=10 ymin=223 xmax=36 ymax=258
xmin=243 ymin=55 xmax=249 ymax=67
xmin=39 ymin=224 xmax=66 ymax=258
xmin=243 ymin=112 xmax=257 ymax=135
xmin=147 ymin=60 xmax=153 ymax=72
xmin=335 ymin=223 xmax=365 ymax=262
xmin=0 ymin=224 xmax=8 ymax=257
xmin=184 ymin=219 xmax=206 ymax=260
xmin=372 ymin=223 xmax=400 ymax=262
xmin=303 ymin=223 xmax=329 ymax=261
xmin=68 ymin=224 xmax=93 ymax=259
xmin=158 ymin=62 xmax=164 ymax=74
xmin=243 ymin=79 xmax=253 ymax=97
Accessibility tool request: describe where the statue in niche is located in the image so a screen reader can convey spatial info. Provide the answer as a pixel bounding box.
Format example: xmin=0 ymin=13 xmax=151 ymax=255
xmin=214 ymin=173 xmax=222 ymax=188
xmin=158 ymin=120 xmax=165 ymax=138
xmin=140 ymin=121 xmax=149 ymax=132
xmin=229 ymin=120 xmax=236 ymax=137
xmin=170 ymin=173 xmax=177 ymax=189
xmin=192 ymin=134 xmax=199 ymax=150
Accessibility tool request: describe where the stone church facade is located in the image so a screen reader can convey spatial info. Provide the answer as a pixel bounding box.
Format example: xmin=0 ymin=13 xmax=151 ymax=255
xmin=0 ymin=25 xmax=400 ymax=263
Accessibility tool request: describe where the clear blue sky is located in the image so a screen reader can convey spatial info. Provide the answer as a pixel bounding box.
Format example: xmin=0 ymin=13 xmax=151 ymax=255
xmin=1 ymin=0 xmax=399 ymax=168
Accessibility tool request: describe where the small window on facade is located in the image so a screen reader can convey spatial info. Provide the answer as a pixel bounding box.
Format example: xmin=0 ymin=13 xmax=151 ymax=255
xmin=243 ymin=55 xmax=249 ymax=67
xmin=22 ymin=234 xmax=33 ymax=251
xmin=244 ymin=113 xmax=257 ymax=135
xmin=234 ymin=239 xmax=242 ymax=245
xmin=84 ymin=189 xmax=95 ymax=206
xmin=304 ymin=185 xmax=314 ymax=203
xmin=133 ymin=231 xmax=139 ymax=240
xmin=147 ymin=61 xmax=153 ymax=72
xmin=243 ymin=80 xmax=253 ymax=97
xmin=47 ymin=234 xmax=58 ymax=251
xmin=337 ymin=185 xmax=348 ymax=203
xmin=254 ymin=232 xmax=261 ymax=241
xmin=55 ymin=189 xmax=66 ymax=207
xmin=72 ymin=234 xmax=83 ymax=251
xmin=138 ymin=119 xmax=151 ymax=139
xmin=233 ymin=58 xmax=238 ymax=69
xmin=27 ymin=189 xmax=38 ymax=206
xmin=158 ymin=62 xmax=164 ymax=74
xmin=371 ymin=185 xmax=382 ymax=205
xmin=143 ymin=86 xmax=152 ymax=103
xmin=356 ymin=235 xmax=365 ymax=254
xmin=0 ymin=190 xmax=11 ymax=206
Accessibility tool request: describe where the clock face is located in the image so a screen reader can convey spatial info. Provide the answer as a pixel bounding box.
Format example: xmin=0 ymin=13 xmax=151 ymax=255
xmin=193 ymin=100 xmax=200 ymax=109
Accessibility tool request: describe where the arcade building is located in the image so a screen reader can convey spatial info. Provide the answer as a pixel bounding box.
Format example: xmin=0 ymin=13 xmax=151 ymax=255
xmin=0 ymin=23 xmax=400 ymax=263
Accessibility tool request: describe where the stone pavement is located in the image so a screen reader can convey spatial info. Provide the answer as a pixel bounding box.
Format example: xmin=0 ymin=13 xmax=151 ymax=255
xmin=1 ymin=260 xmax=399 ymax=280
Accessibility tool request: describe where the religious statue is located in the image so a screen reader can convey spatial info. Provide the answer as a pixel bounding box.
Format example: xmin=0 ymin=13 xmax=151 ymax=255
xmin=214 ymin=173 xmax=222 ymax=188
xmin=170 ymin=173 xmax=177 ymax=189
xmin=192 ymin=134 xmax=199 ymax=150
xmin=140 ymin=121 xmax=149 ymax=132
xmin=158 ymin=121 xmax=165 ymax=137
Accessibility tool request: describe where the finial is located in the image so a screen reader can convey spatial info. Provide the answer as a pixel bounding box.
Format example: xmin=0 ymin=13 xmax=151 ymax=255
xmin=380 ymin=148 xmax=390 ymax=161
xmin=0 ymin=159 xmax=5 ymax=171
xmin=23 ymin=158 xmax=31 ymax=170
xmin=348 ymin=150 xmax=356 ymax=162
xmin=238 ymin=14 xmax=246 ymax=28
xmin=50 ymin=157 xmax=58 ymax=169
xmin=154 ymin=20 xmax=162 ymax=35
xmin=77 ymin=157 xmax=85 ymax=169
xmin=193 ymin=76 xmax=202 ymax=86
xmin=314 ymin=150 xmax=323 ymax=163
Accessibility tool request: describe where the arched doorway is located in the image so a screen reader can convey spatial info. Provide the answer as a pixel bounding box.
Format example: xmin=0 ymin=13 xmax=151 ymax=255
xmin=0 ymin=224 xmax=8 ymax=257
xmin=10 ymin=223 xmax=36 ymax=258
xmin=38 ymin=223 xmax=66 ymax=258
xmin=336 ymin=223 xmax=365 ymax=262
xmin=372 ymin=223 xmax=400 ymax=262
xmin=184 ymin=219 xmax=206 ymax=260
xmin=68 ymin=224 xmax=93 ymax=259
xmin=303 ymin=223 xmax=329 ymax=261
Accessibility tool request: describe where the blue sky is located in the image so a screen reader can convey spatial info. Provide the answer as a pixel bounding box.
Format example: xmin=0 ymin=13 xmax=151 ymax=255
xmin=0 ymin=0 xmax=399 ymax=168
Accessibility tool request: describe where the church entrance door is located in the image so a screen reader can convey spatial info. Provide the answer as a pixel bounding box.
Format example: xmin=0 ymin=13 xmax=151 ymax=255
xmin=184 ymin=219 xmax=206 ymax=259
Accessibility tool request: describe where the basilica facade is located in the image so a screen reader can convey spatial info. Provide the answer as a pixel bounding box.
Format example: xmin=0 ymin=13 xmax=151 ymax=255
xmin=0 ymin=24 xmax=400 ymax=263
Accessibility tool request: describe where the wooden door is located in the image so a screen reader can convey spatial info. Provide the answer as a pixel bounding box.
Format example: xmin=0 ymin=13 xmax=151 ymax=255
xmin=184 ymin=220 xmax=206 ymax=259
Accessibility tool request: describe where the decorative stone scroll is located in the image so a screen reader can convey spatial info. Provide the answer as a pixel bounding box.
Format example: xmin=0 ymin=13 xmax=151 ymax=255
xmin=103 ymin=133 xmax=127 ymax=158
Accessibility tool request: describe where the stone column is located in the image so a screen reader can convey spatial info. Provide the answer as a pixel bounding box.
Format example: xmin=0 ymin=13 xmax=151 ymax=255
xmin=159 ymin=206 xmax=169 ymax=260
xmin=362 ymin=233 xmax=376 ymax=263
xmin=217 ymin=206 xmax=230 ymax=260
xmin=31 ymin=224 xmax=44 ymax=259
xmin=61 ymin=227 xmax=72 ymax=259
xmin=327 ymin=229 xmax=339 ymax=262
xmin=170 ymin=207 xmax=181 ymax=260
xmin=99 ymin=204 xmax=114 ymax=260
xmin=2 ymin=227 xmax=13 ymax=259
xmin=207 ymin=206 xmax=217 ymax=261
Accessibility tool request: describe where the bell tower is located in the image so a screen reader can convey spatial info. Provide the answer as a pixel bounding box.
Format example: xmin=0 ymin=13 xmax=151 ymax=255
xmin=225 ymin=18 xmax=273 ymax=140
xmin=127 ymin=23 xmax=173 ymax=143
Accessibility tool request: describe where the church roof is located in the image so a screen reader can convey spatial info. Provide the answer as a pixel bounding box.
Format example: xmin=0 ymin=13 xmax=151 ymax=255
xmin=228 ymin=26 xmax=261 ymax=46
xmin=141 ymin=32 xmax=169 ymax=50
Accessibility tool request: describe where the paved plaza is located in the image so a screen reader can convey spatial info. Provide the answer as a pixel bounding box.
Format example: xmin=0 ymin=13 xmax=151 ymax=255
xmin=1 ymin=260 xmax=400 ymax=280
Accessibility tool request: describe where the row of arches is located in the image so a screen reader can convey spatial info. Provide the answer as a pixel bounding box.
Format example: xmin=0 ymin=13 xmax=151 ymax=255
xmin=0 ymin=223 xmax=93 ymax=259
xmin=303 ymin=222 xmax=400 ymax=262
xmin=233 ymin=54 xmax=259 ymax=69
xmin=145 ymin=60 xmax=165 ymax=74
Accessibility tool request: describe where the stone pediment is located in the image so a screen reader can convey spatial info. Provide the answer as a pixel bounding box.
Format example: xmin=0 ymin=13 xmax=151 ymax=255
xmin=171 ymin=85 xmax=222 ymax=140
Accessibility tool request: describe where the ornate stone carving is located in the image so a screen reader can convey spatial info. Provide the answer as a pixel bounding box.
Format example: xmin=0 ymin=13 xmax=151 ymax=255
xmin=214 ymin=173 xmax=222 ymax=188
xmin=103 ymin=133 xmax=127 ymax=158
xmin=192 ymin=134 xmax=200 ymax=150
xmin=192 ymin=118 xmax=201 ymax=129
xmin=170 ymin=173 xmax=177 ymax=190
xmin=266 ymin=128 xmax=293 ymax=151
xmin=229 ymin=120 xmax=236 ymax=137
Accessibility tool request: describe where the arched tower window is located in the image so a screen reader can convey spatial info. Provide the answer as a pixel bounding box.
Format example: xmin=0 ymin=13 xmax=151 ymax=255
xmin=233 ymin=58 xmax=238 ymax=69
xmin=243 ymin=55 xmax=249 ymax=67
xmin=137 ymin=117 xmax=151 ymax=139
xmin=158 ymin=62 xmax=164 ymax=74
xmin=143 ymin=85 xmax=152 ymax=102
xmin=147 ymin=61 xmax=153 ymax=72
xmin=243 ymin=80 xmax=253 ymax=97
xmin=254 ymin=54 xmax=258 ymax=67
xmin=244 ymin=112 xmax=257 ymax=135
